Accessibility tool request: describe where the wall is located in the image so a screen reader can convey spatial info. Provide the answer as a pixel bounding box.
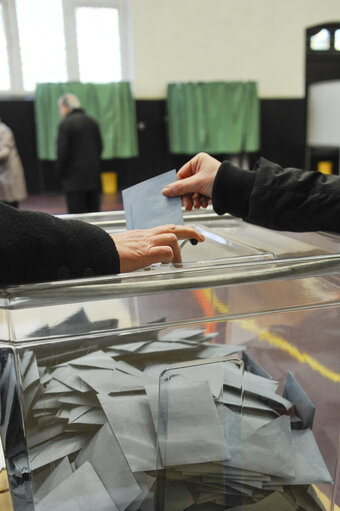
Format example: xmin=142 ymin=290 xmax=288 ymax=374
xmin=131 ymin=0 xmax=340 ymax=99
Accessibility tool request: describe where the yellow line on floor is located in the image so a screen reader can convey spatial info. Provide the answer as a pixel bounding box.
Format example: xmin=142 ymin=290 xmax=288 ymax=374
xmin=314 ymin=486 xmax=340 ymax=511
xmin=202 ymin=289 xmax=340 ymax=383
xmin=236 ymin=316 xmax=340 ymax=383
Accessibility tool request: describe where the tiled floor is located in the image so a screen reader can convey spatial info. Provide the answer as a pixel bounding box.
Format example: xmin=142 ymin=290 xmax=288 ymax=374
xmin=20 ymin=192 xmax=124 ymax=215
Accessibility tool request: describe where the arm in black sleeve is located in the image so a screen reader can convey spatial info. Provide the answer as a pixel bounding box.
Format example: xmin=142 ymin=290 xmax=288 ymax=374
xmin=97 ymin=124 xmax=103 ymax=157
xmin=212 ymin=158 xmax=340 ymax=233
xmin=56 ymin=121 xmax=70 ymax=178
xmin=0 ymin=204 xmax=120 ymax=285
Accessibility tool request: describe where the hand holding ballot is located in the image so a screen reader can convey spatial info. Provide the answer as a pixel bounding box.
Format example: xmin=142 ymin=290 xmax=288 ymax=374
xmin=162 ymin=153 xmax=221 ymax=210
xmin=162 ymin=152 xmax=340 ymax=233
xmin=112 ymin=224 xmax=204 ymax=273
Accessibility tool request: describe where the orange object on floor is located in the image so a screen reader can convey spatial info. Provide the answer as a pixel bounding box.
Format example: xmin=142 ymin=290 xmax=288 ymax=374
xmin=192 ymin=289 xmax=217 ymax=335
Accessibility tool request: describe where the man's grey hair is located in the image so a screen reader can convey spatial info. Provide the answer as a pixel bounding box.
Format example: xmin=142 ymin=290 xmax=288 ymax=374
xmin=58 ymin=93 xmax=81 ymax=111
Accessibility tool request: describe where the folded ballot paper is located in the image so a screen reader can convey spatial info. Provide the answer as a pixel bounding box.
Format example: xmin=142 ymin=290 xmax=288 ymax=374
xmin=122 ymin=169 xmax=184 ymax=230
xmin=4 ymin=308 xmax=332 ymax=511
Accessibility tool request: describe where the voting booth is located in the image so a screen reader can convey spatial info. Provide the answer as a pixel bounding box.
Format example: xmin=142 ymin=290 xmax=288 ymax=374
xmin=306 ymin=79 xmax=340 ymax=174
xmin=1 ymin=209 xmax=340 ymax=511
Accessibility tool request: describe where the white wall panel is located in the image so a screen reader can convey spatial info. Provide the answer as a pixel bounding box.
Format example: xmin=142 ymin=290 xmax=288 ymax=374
xmin=130 ymin=0 xmax=340 ymax=99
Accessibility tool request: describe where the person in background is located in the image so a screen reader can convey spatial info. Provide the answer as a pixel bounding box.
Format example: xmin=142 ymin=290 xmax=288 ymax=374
xmin=0 ymin=202 xmax=204 ymax=286
xmin=162 ymin=152 xmax=340 ymax=233
xmin=0 ymin=119 xmax=27 ymax=208
xmin=57 ymin=93 xmax=103 ymax=214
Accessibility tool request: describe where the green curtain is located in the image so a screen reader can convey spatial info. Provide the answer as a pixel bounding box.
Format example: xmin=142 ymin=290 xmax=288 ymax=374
xmin=167 ymin=81 xmax=260 ymax=154
xmin=35 ymin=82 xmax=139 ymax=160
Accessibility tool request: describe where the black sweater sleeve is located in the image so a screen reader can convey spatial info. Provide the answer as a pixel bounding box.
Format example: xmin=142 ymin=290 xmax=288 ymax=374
xmin=212 ymin=157 xmax=340 ymax=233
xmin=0 ymin=204 xmax=120 ymax=285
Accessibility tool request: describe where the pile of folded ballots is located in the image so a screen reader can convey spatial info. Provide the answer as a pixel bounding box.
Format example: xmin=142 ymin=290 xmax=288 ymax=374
xmin=9 ymin=309 xmax=331 ymax=511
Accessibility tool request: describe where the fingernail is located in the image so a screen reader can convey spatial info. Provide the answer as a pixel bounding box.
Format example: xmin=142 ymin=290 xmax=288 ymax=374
xmin=162 ymin=186 xmax=169 ymax=193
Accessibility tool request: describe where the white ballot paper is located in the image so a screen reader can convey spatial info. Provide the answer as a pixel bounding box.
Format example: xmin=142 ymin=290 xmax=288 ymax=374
xmin=98 ymin=393 xmax=158 ymax=472
xmin=75 ymin=422 xmax=141 ymax=511
xmin=36 ymin=462 xmax=118 ymax=511
xmin=158 ymin=377 xmax=226 ymax=467
xmin=127 ymin=472 xmax=155 ymax=511
xmin=29 ymin=434 xmax=89 ymax=471
xmin=122 ymin=169 xmax=184 ymax=230
xmin=35 ymin=457 xmax=73 ymax=502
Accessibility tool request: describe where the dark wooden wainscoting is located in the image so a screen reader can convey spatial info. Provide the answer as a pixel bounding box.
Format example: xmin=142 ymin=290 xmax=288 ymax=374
xmin=0 ymin=97 xmax=306 ymax=195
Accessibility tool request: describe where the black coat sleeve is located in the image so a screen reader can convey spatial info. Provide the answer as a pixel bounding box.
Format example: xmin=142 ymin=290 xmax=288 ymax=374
xmin=0 ymin=204 xmax=120 ymax=285
xmin=212 ymin=157 xmax=340 ymax=233
xmin=56 ymin=120 xmax=70 ymax=178
xmin=96 ymin=123 xmax=103 ymax=157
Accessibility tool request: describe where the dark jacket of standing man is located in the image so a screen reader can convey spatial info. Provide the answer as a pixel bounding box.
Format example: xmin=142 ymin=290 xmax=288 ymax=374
xmin=57 ymin=93 xmax=103 ymax=214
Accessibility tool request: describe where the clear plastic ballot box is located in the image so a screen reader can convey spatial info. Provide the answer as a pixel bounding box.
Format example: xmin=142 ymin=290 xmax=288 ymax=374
xmin=0 ymin=209 xmax=340 ymax=511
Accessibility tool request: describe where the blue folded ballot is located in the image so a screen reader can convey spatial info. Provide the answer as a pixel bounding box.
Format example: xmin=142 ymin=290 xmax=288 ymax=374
xmin=122 ymin=169 xmax=184 ymax=230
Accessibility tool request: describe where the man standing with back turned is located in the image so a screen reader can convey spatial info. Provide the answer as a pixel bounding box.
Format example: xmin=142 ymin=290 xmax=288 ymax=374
xmin=57 ymin=93 xmax=103 ymax=214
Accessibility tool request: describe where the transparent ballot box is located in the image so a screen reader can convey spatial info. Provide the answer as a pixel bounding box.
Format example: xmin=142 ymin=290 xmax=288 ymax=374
xmin=0 ymin=209 xmax=340 ymax=511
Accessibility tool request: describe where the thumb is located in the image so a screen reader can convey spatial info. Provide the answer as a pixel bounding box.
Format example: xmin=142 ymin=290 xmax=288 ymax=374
xmin=162 ymin=174 xmax=199 ymax=198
